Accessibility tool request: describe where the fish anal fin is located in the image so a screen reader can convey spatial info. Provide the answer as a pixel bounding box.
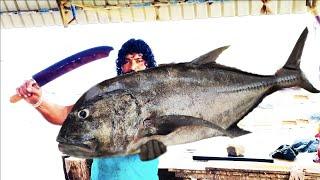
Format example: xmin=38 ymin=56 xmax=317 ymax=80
xmin=226 ymin=123 xmax=251 ymax=138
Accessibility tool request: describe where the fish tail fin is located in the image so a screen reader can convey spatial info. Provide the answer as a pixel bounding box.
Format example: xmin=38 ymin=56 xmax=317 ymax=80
xmin=275 ymin=27 xmax=319 ymax=93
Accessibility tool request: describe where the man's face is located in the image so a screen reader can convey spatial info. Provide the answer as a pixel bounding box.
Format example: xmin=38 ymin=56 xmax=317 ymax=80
xmin=122 ymin=53 xmax=147 ymax=74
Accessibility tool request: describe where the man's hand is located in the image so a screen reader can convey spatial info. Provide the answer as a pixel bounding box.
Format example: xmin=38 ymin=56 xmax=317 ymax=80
xmin=139 ymin=140 xmax=166 ymax=161
xmin=16 ymin=79 xmax=42 ymax=106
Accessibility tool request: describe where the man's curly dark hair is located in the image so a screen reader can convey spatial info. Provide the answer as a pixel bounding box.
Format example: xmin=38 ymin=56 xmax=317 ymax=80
xmin=116 ymin=39 xmax=157 ymax=75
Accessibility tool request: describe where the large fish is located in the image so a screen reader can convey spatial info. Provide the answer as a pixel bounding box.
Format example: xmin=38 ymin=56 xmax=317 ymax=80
xmin=57 ymin=28 xmax=319 ymax=158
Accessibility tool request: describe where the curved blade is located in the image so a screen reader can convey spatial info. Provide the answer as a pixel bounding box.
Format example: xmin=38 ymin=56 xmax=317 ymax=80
xmin=33 ymin=46 xmax=113 ymax=86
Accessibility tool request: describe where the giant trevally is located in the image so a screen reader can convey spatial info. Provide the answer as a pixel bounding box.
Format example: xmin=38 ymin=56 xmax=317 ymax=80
xmin=57 ymin=28 xmax=319 ymax=159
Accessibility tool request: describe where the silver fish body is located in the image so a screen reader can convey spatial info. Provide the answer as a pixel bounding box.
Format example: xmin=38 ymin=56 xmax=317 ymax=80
xmin=57 ymin=28 xmax=319 ymax=158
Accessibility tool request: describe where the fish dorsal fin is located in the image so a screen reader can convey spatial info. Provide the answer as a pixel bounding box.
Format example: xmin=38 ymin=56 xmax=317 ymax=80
xmin=191 ymin=46 xmax=230 ymax=65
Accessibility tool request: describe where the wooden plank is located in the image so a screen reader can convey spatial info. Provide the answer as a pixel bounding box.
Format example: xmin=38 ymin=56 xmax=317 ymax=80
xmin=208 ymin=1 xmax=222 ymax=18
xmin=52 ymin=11 xmax=63 ymax=25
xmin=0 ymin=19 xmax=4 ymax=29
xmin=169 ymin=167 xmax=320 ymax=180
xmin=25 ymin=0 xmax=39 ymax=10
xmin=132 ymin=7 xmax=145 ymax=21
xmin=195 ymin=3 xmax=208 ymax=19
xmin=94 ymin=0 xmax=107 ymax=6
xmin=237 ymin=0 xmax=250 ymax=16
xmin=20 ymin=13 xmax=34 ymax=27
xmin=120 ymin=7 xmax=133 ymax=22
xmin=4 ymin=0 xmax=17 ymax=11
xmin=85 ymin=10 xmax=99 ymax=24
xmin=157 ymin=5 xmax=170 ymax=21
xmin=10 ymin=13 xmax=25 ymax=28
xmin=292 ymin=0 xmax=307 ymax=14
xmin=97 ymin=10 xmax=110 ymax=23
xmin=75 ymin=10 xmax=88 ymax=24
xmin=278 ymin=0 xmax=293 ymax=14
xmin=83 ymin=0 xmax=95 ymax=6
xmin=1 ymin=0 xmax=8 ymax=12
xmin=118 ymin=0 xmax=130 ymax=5
xmin=42 ymin=12 xmax=56 ymax=26
xmin=16 ymin=0 xmax=29 ymax=11
xmin=222 ymin=0 xmax=236 ymax=17
xmin=47 ymin=0 xmax=59 ymax=8
xmin=169 ymin=4 xmax=183 ymax=21
xmin=131 ymin=0 xmax=143 ymax=4
xmin=182 ymin=2 xmax=195 ymax=20
xmin=144 ymin=6 xmax=156 ymax=21
xmin=107 ymin=0 xmax=118 ymax=6
xmin=37 ymin=0 xmax=50 ymax=9
xmin=142 ymin=0 xmax=154 ymax=3
xmin=109 ymin=8 xmax=121 ymax=22
xmin=0 ymin=13 xmax=14 ymax=28
xmin=31 ymin=12 xmax=45 ymax=27
xmin=73 ymin=0 xmax=84 ymax=6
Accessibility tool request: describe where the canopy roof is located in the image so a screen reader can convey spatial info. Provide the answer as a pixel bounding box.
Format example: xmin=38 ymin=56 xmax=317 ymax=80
xmin=0 ymin=0 xmax=317 ymax=29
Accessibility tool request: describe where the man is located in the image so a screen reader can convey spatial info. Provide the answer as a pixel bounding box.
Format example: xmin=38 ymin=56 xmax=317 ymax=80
xmin=17 ymin=39 xmax=166 ymax=180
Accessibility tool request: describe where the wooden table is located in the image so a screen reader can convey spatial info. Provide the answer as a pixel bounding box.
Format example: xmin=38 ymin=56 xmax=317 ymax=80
xmin=158 ymin=134 xmax=320 ymax=180
xmin=159 ymin=153 xmax=320 ymax=179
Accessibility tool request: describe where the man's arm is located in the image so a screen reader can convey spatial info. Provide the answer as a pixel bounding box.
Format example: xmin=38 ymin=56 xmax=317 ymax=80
xmin=16 ymin=79 xmax=73 ymax=125
xmin=35 ymin=102 xmax=73 ymax=125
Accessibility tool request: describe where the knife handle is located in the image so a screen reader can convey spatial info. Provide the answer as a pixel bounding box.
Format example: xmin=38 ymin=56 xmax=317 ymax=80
xmin=10 ymin=94 xmax=23 ymax=103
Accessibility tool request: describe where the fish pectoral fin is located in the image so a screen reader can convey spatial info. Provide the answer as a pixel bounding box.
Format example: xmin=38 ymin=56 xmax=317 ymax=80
xmin=133 ymin=115 xmax=232 ymax=149
xmin=145 ymin=115 xmax=226 ymax=136
xmin=190 ymin=46 xmax=230 ymax=66
xmin=226 ymin=123 xmax=251 ymax=138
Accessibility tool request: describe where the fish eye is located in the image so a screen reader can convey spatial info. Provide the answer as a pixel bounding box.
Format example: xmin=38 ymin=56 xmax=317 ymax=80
xmin=77 ymin=109 xmax=89 ymax=119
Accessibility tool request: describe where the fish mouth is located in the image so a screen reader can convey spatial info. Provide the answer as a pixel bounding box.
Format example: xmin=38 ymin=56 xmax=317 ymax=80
xmin=58 ymin=142 xmax=99 ymax=158
xmin=57 ymin=136 xmax=118 ymax=158
xmin=57 ymin=136 xmax=100 ymax=158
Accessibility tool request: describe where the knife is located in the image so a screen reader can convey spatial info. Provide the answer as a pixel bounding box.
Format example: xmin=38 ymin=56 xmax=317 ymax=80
xmin=10 ymin=46 xmax=113 ymax=103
